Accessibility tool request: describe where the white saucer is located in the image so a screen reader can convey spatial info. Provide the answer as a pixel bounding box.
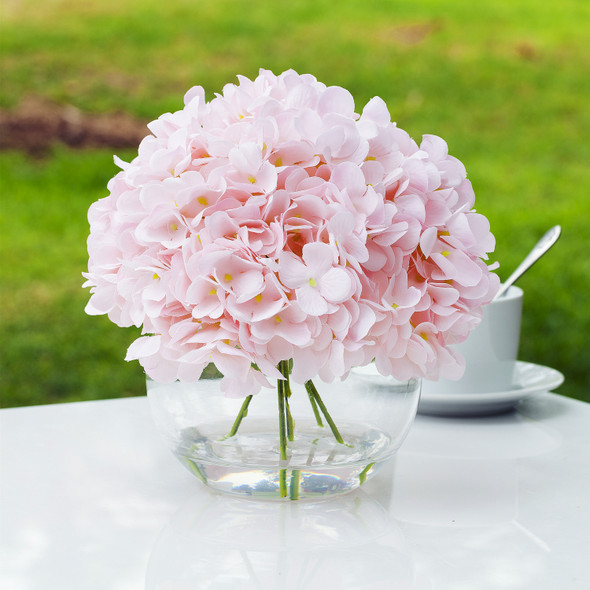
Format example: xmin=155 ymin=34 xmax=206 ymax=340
xmin=418 ymin=361 xmax=564 ymax=417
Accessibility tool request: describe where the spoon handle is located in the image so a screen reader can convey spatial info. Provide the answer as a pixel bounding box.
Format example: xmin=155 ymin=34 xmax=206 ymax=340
xmin=493 ymin=225 xmax=561 ymax=301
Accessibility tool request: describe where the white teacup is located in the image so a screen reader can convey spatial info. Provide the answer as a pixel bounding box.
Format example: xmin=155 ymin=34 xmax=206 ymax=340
xmin=422 ymin=285 xmax=523 ymax=395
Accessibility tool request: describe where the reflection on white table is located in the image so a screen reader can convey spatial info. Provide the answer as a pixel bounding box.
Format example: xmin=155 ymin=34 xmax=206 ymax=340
xmin=1 ymin=391 xmax=589 ymax=589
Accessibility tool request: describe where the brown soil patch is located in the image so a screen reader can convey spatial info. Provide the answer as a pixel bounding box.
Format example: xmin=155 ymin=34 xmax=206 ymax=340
xmin=0 ymin=95 xmax=149 ymax=156
xmin=379 ymin=21 xmax=442 ymax=46
xmin=515 ymin=42 xmax=539 ymax=61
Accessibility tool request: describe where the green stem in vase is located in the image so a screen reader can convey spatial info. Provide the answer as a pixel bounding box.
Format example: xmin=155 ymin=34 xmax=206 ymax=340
xmin=289 ymin=469 xmax=301 ymax=500
xmin=221 ymin=394 xmax=253 ymax=440
xmin=277 ymin=361 xmax=295 ymax=498
xmin=184 ymin=458 xmax=207 ymax=484
xmin=279 ymin=468 xmax=288 ymax=499
xmin=277 ymin=379 xmax=288 ymax=497
xmin=285 ymin=395 xmax=295 ymax=441
xmin=277 ymin=373 xmax=288 ymax=462
xmin=304 ymin=379 xmax=346 ymax=445
xmin=304 ymin=381 xmax=324 ymax=428
xmin=278 ymin=360 xmax=295 ymax=442
xmin=285 ymin=385 xmax=295 ymax=443
xmin=358 ymin=462 xmax=375 ymax=485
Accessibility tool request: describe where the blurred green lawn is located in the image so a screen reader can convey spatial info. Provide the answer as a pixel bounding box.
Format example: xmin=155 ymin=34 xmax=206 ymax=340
xmin=1 ymin=0 xmax=589 ymax=407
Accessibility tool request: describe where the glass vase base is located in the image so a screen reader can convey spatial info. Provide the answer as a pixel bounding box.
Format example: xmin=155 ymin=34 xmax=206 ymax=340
xmin=173 ymin=421 xmax=393 ymax=501
xmin=178 ymin=461 xmax=386 ymax=501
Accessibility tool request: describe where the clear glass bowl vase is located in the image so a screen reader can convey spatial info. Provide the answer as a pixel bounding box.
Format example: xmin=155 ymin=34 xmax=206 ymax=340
xmin=147 ymin=368 xmax=420 ymax=501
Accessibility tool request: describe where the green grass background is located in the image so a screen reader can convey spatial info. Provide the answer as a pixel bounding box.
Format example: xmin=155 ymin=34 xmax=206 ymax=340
xmin=1 ymin=0 xmax=589 ymax=407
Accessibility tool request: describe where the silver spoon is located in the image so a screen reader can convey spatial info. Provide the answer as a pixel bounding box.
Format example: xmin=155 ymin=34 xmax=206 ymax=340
xmin=493 ymin=225 xmax=561 ymax=301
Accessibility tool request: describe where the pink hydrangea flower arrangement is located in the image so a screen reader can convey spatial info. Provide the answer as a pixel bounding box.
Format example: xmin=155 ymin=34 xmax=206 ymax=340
xmin=84 ymin=69 xmax=499 ymax=400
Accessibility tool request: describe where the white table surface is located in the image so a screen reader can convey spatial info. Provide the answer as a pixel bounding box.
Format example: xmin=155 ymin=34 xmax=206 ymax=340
xmin=1 ymin=391 xmax=589 ymax=589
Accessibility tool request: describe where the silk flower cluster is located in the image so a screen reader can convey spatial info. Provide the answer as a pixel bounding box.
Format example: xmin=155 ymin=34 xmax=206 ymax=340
xmin=84 ymin=69 xmax=499 ymax=398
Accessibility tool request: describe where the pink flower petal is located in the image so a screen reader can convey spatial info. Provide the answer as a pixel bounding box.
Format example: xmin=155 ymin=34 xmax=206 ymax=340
xmin=432 ymin=250 xmax=483 ymax=287
xmin=318 ymin=86 xmax=355 ymax=117
xmin=278 ymin=252 xmax=309 ymax=288
xmin=125 ymin=335 xmax=161 ymax=360
xmin=319 ymin=267 xmax=352 ymax=303
xmin=233 ymin=270 xmax=265 ymax=303
xmin=361 ymin=96 xmax=391 ymax=126
xmin=296 ymin=284 xmax=328 ymax=316
xmin=419 ymin=227 xmax=438 ymax=258
xmin=301 ymin=242 xmax=334 ymax=275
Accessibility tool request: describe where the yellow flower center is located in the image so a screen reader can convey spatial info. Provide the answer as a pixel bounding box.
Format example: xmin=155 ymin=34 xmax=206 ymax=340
xmin=197 ymin=196 xmax=208 ymax=206
xmin=308 ymin=278 xmax=317 ymax=287
xmin=224 ymin=274 xmax=232 ymax=282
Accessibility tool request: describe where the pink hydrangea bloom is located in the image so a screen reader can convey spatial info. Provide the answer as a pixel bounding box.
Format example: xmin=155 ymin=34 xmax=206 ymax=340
xmin=84 ymin=69 xmax=499 ymax=397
